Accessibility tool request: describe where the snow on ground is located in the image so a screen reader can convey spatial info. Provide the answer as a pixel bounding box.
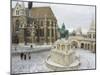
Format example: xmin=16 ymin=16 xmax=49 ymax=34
xmin=76 ymin=49 xmax=95 ymax=69
xmin=11 ymin=51 xmax=53 ymax=74
xmin=11 ymin=48 xmax=95 ymax=74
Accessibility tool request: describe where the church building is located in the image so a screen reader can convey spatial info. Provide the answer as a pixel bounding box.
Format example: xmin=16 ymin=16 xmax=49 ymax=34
xmin=12 ymin=2 xmax=58 ymax=45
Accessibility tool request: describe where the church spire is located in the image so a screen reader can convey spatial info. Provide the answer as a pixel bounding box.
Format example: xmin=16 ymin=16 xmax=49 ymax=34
xmin=89 ymin=19 xmax=95 ymax=31
xmin=22 ymin=2 xmax=25 ymax=9
xmin=20 ymin=2 xmax=26 ymax=16
xmin=28 ymin=2 xmax=33 ymax=9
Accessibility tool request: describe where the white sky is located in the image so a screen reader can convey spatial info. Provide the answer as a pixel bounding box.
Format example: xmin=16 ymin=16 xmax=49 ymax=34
xmin=12 ymin=0 xmax=95 ymax=34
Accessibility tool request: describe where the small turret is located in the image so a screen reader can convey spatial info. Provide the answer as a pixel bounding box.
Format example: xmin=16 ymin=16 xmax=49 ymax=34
xmin=75 ymin=27 xmax=82 ymax=35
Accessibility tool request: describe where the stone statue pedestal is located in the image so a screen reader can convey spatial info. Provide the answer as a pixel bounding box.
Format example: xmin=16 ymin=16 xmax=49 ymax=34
xmin=46 ymin=39 xmax=80 ymax=71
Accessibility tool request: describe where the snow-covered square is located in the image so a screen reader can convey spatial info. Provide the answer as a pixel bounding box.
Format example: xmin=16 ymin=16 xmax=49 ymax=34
xmin=11 ymin=47 xmax=95 ymax=74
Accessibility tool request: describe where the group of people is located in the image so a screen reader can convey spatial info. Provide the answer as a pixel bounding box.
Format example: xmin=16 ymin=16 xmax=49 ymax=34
xmin=20 ymin=53 xmax=31 ymax=60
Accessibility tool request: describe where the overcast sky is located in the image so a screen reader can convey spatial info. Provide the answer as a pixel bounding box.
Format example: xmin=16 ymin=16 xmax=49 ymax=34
xmin=12 ymin=1 xmax=95 ymax=34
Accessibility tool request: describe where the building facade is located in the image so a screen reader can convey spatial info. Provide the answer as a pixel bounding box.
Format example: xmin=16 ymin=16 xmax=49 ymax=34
xmin=68 ymin=20 xmax=96 ymax=52
xmin=12 ymin=2 xmax=58 ymax=45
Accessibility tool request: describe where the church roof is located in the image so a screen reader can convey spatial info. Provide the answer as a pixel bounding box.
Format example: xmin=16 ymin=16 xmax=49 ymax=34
xmin=31 ymin=7 xmax=56 ymax=19
xmin=12 ymin=2 xmax=57 ymax=20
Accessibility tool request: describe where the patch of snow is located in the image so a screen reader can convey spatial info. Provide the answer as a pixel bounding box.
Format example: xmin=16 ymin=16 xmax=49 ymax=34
xmin=11 ymin=48 xmax=95 ymax=74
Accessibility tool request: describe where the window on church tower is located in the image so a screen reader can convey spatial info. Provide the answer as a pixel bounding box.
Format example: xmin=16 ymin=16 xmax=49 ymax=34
xmin=16 ymin=10 xmax=19 ymax=15
xmin=40 ymin=29 xmax=44 ymax=36
xmin=21 ymin=9 xmax=24 ymax=15
xmin=16 ymin=20 xmax=20 ymax=31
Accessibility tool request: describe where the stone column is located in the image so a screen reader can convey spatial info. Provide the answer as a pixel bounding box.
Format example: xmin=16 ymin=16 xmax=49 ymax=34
xmin=92 ymin=43 xmax=95 ymax=52
xmin=78 ymin=42 xmax=80 ymax=48
xmin=91 ymin=43 xmax=93 ymax=51
xmin=18 ymin=29 xmax=24 ymax=45
xmin=92 ymin=43 xmax=94 ymax=52
xmin=44 ymin=15 xmax=47 ymax=44
xmin=89 ymin=43 xmax=91 ymax=50
xmin=53 ymin=22 xmax=56 ymax=43
xmin=55 ymin=26 xmax=58 ymax=40
xmin=31 ymin=25 xmax=35 ymax=44
xmin=50 ymin=20 xmax=52 ymax=45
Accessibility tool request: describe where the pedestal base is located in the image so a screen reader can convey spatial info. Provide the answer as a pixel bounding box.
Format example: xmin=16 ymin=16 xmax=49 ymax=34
xmin=46 ymin=56 xmax=80 ymax=71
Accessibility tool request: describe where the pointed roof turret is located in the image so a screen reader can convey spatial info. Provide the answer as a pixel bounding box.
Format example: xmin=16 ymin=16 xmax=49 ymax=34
xmin=88 ymin=19 xmax=96 ymax=32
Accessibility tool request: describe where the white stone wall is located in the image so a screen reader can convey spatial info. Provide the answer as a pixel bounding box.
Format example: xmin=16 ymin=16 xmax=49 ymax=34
xmin=50 ymin=49 xmax=75 ymax=66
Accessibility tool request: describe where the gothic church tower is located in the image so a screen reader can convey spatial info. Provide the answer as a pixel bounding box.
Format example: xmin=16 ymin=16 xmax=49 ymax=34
xmin=12 ymin=2 xmax=27 ymax=44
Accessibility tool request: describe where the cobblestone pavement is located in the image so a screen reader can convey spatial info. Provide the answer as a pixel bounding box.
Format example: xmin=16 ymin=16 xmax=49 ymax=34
xmin=11 ymin=48 xmax=95 ymax=74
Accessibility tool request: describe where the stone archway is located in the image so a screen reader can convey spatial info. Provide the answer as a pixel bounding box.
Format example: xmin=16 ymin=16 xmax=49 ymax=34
xmin=20 ymin=53 xmax=24 ymax=60
xmin=81 ymin=43 xmax=84 ymax=48
xmin=71 ymin=41 xmax=79 ymax=49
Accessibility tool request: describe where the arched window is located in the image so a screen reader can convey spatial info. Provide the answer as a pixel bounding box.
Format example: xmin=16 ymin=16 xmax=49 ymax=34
xmin=16 ymin=20 xmax=20 ymax=31
xmin=72 ymin=41 xmax=78 ymax=48
xmin=81 ymin=43 xmax=84 ymax=48
xmin=88 ymin=44 xmax=90 ymax=50
xmin=28 ymin=53 xmax=31 ymax=60
xmin=16 ymin=10 xmax=19 ymax=15
xmin=20 ymin=53 xmax=24 ymax=60
xmin=21 ymin=9 xmax=24 ymax=15
xmin=24 ymin=54 xmax=26 ymax=60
